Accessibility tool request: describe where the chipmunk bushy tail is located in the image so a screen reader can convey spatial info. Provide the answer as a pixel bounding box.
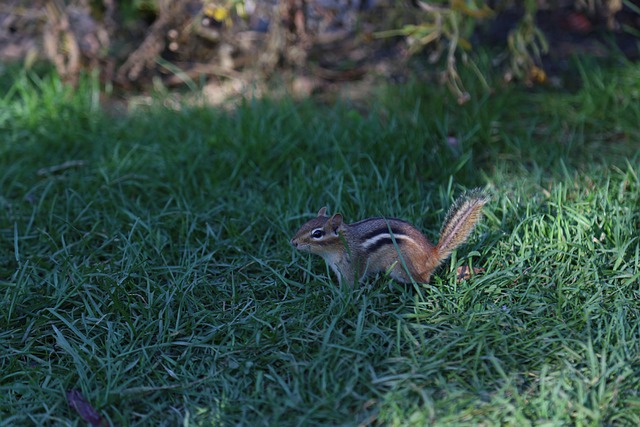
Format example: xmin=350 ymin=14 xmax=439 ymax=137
xmin=435 ymin=189 xmax=489 ymax=263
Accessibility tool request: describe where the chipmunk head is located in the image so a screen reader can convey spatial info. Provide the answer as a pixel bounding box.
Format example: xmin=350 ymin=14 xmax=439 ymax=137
xmin=290 ymin=207 xmax=344 ymax=255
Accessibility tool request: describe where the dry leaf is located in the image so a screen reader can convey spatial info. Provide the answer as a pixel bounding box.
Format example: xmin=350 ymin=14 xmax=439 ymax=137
xmin=456 ymin=265 xmax=485 ymax=281
xmin=66 ymin=389 xmax=105 ymax=427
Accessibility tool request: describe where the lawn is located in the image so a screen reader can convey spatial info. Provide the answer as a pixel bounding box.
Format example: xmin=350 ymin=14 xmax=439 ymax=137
xmin=1 ymin=58 xmax=639 ymax=426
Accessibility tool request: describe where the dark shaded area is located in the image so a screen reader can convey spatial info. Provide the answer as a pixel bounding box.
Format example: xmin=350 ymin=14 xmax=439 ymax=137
xmin=479 ymin=2 xmax=640 ymax=80
xmin=0 ymin=1 xmax=639 ymax=99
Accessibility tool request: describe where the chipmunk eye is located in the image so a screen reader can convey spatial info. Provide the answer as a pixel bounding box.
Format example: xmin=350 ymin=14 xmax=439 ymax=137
xmin=311 ymin=229 xmax=324 ymax=239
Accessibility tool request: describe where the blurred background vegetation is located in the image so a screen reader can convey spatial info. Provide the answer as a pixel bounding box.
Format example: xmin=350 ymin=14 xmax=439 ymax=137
xmin=1 ymin=0 xmax=638 ymax=103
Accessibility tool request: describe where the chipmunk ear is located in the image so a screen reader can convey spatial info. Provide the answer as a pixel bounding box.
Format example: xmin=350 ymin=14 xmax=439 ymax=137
xmin=329 ymin=213 xmax=343 ymax=233
xmin=317 ymin=207 xmax=328 ymax=217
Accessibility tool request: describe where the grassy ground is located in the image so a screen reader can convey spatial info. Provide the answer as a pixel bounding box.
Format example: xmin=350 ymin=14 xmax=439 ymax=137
xmin=1 ymin=58 xmax=639 ymax=426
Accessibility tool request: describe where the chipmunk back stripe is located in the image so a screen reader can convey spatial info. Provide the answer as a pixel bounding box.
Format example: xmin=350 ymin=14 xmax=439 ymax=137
xmin=357 ymin=219 xmax=409 ymax=241
xmin=361 ymin=227 xmax=407 ymax=243
xmin=362 ymin=233 xmax=409 ymax=253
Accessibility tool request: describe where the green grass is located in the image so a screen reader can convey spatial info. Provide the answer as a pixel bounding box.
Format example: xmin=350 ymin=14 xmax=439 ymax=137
xmin=1 ymin=58 xmax=639 ymax=426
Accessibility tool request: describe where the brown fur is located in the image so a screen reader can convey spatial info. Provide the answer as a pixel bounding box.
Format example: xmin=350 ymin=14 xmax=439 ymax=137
xmin=291 ymin=191 xmax=489 ymax=284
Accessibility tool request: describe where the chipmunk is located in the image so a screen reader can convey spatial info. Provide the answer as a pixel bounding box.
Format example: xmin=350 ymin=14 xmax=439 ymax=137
xmin=290 ymin=190 xmax=488 ymax=284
